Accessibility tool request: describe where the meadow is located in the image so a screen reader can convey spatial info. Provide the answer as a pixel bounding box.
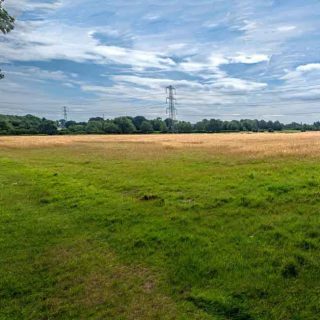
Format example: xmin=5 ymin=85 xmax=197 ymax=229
xmin=0 ymin=133 xmax=319 ymax=319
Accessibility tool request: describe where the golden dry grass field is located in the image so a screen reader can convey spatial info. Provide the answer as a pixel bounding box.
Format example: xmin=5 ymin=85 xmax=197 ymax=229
xmin=2 ymin=131 xmax=320 ymax=156
xmin=1 ymin=132 xmax=320 ymax=320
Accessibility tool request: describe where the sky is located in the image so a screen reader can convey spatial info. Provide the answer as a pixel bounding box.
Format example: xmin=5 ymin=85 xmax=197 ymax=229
xmin=1 ymin=0 xmax=320 ymax=123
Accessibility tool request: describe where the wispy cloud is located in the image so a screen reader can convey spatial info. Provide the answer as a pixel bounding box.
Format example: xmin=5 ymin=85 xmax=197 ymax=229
xmin=277 ymin=25 xmax=296 ymax=32
xmin=5 ymin=0 xmax=62 ymax=14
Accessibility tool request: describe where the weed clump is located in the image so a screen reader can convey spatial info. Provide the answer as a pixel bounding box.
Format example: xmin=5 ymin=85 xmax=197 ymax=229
xmin=299 ymin=240 xmax=316 ymax=250
xmin=294 ymin=254 xmax=307 ymax=266
xmin=39 ymin=198 xmax=51 ymax=204
xmin=139 ymin=194 xmax=165 ymax=206
xmin=281 ymin=262 xmax=299 ymax=278
xmin=140 ymin=194 xmax=162 ymax=201
xmin=306 ymin=231 xmax=319 ymax=239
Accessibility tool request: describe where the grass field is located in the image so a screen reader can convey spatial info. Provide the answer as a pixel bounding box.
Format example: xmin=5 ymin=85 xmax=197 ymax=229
xmin=0 ymin=133 xmax=320 ymax=320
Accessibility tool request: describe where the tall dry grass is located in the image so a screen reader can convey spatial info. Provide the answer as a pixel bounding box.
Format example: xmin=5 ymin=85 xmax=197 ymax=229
xmin=1 ymin=132 xmax=320 ymax=158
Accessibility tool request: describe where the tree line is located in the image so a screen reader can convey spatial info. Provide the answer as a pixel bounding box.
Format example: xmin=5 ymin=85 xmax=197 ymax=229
xmin=1 ymin=114 xmax=320 ymax=135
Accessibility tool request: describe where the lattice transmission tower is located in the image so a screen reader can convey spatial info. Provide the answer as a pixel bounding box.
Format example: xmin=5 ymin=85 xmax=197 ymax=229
xmin=166 ymin=85 xmax=177 ymax=121
xmin=63 ymin=106 xmax=68 ymax=122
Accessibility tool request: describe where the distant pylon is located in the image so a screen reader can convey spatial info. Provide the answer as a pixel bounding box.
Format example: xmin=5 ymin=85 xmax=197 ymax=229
xmin=166 ymin=85 xmax=177 ymax=121
xmin=63 ymin=106 xmax=68 ymax=122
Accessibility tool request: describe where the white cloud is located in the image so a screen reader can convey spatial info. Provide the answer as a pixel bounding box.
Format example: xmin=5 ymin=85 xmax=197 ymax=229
xmin=238 ymin=20 xmax=258 ymax=32
xmin=143 ymin=14 xmax=161 ymax=21
xmin=230 ymin=54 xmax=269 ymax=64
xmin=6 ymin=67 xmax=75 ymax=82
xmin=282 ymin=63 xmax=320 ymax=81
xmin=209 ymin=77 xmax=267 ymax=92
xmin=94 ymin=46 xmax=175 ymax=70
xmin=277 ymin=25 xmax=296 ymax=32
xmin=296 ymin=63 xmax=320 ymax=72
xmin=179 ymin=53 xmax=268 ymax=74
xmin=0 ymin=21 xmax=175 ymax=71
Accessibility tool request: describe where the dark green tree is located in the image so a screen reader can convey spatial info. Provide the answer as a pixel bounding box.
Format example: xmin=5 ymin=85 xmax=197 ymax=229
xmin=194 ymin=119 xmax=209 ymax=132
xmin=114 ymin=117 xmax=136 ymax=134
xmin=104 ymin=121 xmax=121 ymax=134
xmin=89 ymin=117 xmax=104 ymax=122
xmin=207 ymin=119 xmax=223 ymax=132
xmin=64 ymin=120 xmax=76 ymax=128
xmin=273 ymin=121 xmax=283 ymax=131
xmin=133 ymin=116 xmax=147 ymax=131
xmin=176 ymin=121 xmax=193 ymax=133
xmin=0 ymin=0 xmax=14 ymax=33
xmin=0 ymin=119 xmax=11 ymax=134
xmin=226 ymin=120 xmax=240 ymax=131
xmin=258 ymin=120 xmax=268 ymax=130
xmin=151 ymin=118 xmax=167 ymax=132
xmin=67 ymin=124 xmax=86 ymax=133
xmin=38 ymin=120 xmax=58 ymax=135
xmin=140 ymin=120 xmax=153 ymax=133
xmin=0 ymin=0 xmax=14 ymax=79
xmin=86 ymin=120 xmax=104 ymax=133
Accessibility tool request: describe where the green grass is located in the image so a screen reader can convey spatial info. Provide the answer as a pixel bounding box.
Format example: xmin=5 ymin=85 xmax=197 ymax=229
xmin=0 ymin=140 xmax=319 ymax=319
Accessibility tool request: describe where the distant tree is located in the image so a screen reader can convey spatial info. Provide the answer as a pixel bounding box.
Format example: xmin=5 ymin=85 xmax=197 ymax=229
xmin=313 ymin=121 xmax=320 ymax=130
xmin=207 ymin=119 xmax=223 ymax=132
xmin=258 ymin=120 xmax=268 ymax=131
xmin=194 ymin=119 xmax=209 ymax=132
xmin=151 ymin=118 xmax=167 ymax=132
xmin=252 ymin=119 xmax=259 ymax=132
xmin=86 ymin=120 xmax=104 ymax=133
xmin=38 ymin=120 xmax=58 ymax=135
xmin=0 ymin=0 xmax=14 ymax=79
xmin=114 ymin=117 xmax=136 ymax=134
xmin=140 ymin=120 xmax=153 ymax=133
xmin=89 ymin=117 xmax=104 ymax=122
xmin=176 ymin=121 xmax=193 ymax=133
xmin=240 ymin=119 xmax=257 ymax=132
xmin=65 ymin=120 xmax=77 ymax=128
xmin=133 ymin=116 xmax=147 ymax=131
xmin=226 ymin=120 xmax=240 ymax=132
xmin=267 ymin=121 xmax=274 ymax=131
xmin=0 ymin=119 xmax=11 ymax=134
xmin=67 ymin=124 xmax=86 ymax=133
xmin=104 ymin=121 xmax=120 ymax=134
xmin=273 ymin=121 xmax=283 ymax=131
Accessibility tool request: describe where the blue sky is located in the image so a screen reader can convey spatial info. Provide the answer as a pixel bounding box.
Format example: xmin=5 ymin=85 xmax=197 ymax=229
xmin=1 ymin=0 xmax=320 ymax=122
